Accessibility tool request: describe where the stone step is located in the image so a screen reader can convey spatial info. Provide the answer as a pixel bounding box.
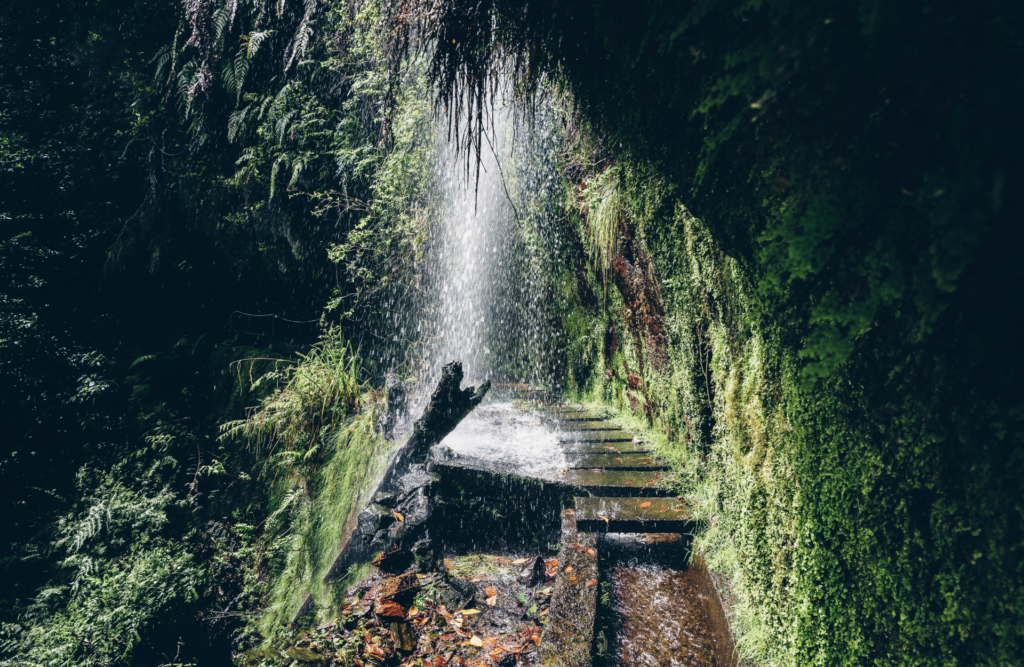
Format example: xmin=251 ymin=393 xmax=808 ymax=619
xmin=538 ymin=510 xmax=598 ymax=667
xmin=575 ymin=496 xmax=697 ymax=533
xmin=558 ymin=430 xmax=635 ymax=444
xmin=559 ymin=439 xmax=646 ymax=453
xmin=559 ymin=470 xmax=671 ymax=497
xmin=565 ymin=451 xmax=667 ymax=470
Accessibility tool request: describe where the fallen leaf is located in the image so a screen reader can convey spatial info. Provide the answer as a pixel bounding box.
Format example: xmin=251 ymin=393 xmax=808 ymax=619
xmin=625 ymin=481 xmax=635 ymax=485
xmin=537 ymin=610 xmax=548 ymax=617
xmin=661 ymin=507 xmax=668 ymax=511
xmin=598 ymin=515 xmax=610 ymax=526
xmin=564 ymin=566 xmax=573 ymax=573
xmin=569 ymin=576 xmax=577 ymax=582
xmin=587 ymin=548 xmax=596 ymax=555
xmin=434 ymin=656 xmax=448 ymax=666
xmin=512 ymin=558 xmax=530 ymax=565
xmin=470 ymin=637 xmax=484 ymax=648
xmin=393 ymin=511 xmax=405 ymax=522
xmin=416 ymin=574 xmax=427 ymax=579
xmin=469 ymin=576 xmax=485 ymax=583
xmin=532 ymin=636 xmax=542 ymax=644
xmin=639 ymin=501 xmax=652 ymax=509
xmin=485 ymin=596 xmax=497 ymax=607
xmin=461 ymin=609 xmax=481 ymax=615
xmin=408 ymin=606 xmax=419 ymax=617
xmin=484 ymin=587 xmax=498 ymax=597
xmin=586 ymin=579 xmax=597 ymax=587
xmin=672 ymin=508 xmax=687 ymax=512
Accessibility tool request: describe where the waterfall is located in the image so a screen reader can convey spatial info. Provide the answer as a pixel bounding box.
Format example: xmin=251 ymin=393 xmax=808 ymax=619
xmin=417 ymin=88 xmax=565 ymax=389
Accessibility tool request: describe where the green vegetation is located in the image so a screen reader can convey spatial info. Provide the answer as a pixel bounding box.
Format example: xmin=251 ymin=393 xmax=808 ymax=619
xmin=3 ymin=0 xmax=1022 ymax=665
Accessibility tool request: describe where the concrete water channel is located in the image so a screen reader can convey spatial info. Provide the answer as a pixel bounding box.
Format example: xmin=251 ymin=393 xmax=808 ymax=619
xmin=427 ymin=386 xmax=739 ymax=667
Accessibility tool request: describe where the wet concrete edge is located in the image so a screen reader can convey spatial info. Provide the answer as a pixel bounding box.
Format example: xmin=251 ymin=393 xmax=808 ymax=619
xmin=538 ymin=510 xmax=598 ymax=667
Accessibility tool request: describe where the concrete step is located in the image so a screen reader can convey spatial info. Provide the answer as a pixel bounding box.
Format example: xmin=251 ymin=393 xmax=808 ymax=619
xmin=575 ymin=496 xmax=697 ymax=533
xmin=558 ymin=429 xmax=636 ymax=444
xmin=565 ymin=451 xmax=668 ymax=470
xmin=538 ymin=510 xmax=598 ymax=667
xmin=558 ymin=470 xmax=671 ymax=497
xmin=560 ymin=439 xmax=649 ymax=454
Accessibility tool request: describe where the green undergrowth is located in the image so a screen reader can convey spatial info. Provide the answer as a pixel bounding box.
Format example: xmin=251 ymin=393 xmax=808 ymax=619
xmin=556 ymin=162 xmax=1024 ymax=666
xmin=222 ymin=333 xmax=399 ymax=641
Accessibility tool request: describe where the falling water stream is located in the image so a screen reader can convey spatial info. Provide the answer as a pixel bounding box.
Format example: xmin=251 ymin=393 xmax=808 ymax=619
xmin=406 ymin=89 xmax=729 ymax=667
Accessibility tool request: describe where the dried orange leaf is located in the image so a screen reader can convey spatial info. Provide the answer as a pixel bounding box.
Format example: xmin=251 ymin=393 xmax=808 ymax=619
xmin=587 ymin=548 xmax=596 ymax=555
xmin=408 ymin=606 xmax=419 ymax=617
xmin=639 ymin=501 xmax=652 ymax=509
xmin=564 ymin=566 xmax=573 ymax=573
xmin=598 ymin=515 xmax=610 ymax=526
xmin=537 ymin=610 xmax=548 ymax=617
xmin=569 ymin=576 xmax=577 ymax=582
xmin=512 ymin=558 xmax=530 ymax=565
xmin=484 ymin=587 xmax=498 ymax=597
xmin=393 ymin=511 xmax=405 ymax=522
xmin=461 ymin=609 xmax=481 ymax=615
xmin=586 ymin=579 xmax=597 ymax=587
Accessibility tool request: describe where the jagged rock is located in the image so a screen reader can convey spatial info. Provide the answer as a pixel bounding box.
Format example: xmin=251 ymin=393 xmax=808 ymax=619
xmin=323 ymin=361 xmax=489 ymax=584
xmin=398 ymin=487 xmax=432 ymax=527
xmin=381 ymin=373 xmax=409 ymax=441
xmin=396 ymin=466 xmax=438 ymax=498
xmin=372 ymin=492 xmax=399 ymax=508
xmin=518 ymin=556 xmax=545 ymax=585
xmin=358 ymin=504 xmax=395 ymax=540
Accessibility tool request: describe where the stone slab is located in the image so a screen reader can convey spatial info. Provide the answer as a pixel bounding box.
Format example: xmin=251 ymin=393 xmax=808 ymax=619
xmin=575 ymin=496 xmax=697 ymax=533
xmin=560 ymin=440 xmax=649 ymax=454
xmin=558 ymin=470 xmax=671 ymax=497
xmin=565 ymin=451 xmax=668 ymax=470
xmin=538 ymin=510 xmax=598 ymax=667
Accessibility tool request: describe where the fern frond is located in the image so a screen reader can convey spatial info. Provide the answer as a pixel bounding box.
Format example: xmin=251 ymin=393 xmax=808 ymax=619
xmin=247 ymin=30 xmax=275 ymax=59
xmin=227 ymin=105 xmax=251 ymax=143
xmin=288 ymin=157 xmax=305 ymax=190
xmin=130 ymin=354 xmax=158 ymax=368
xmin=275 ymin=109 xmax=299 ymax=144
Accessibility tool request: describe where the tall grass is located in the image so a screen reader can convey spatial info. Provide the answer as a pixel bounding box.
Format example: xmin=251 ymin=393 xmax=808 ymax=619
xmin=221 ymin=331 xmax=400 ymax=630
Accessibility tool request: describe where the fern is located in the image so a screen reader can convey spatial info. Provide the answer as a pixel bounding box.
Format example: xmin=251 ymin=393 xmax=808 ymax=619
xmin=131 ymin=354 xmax=159 ymax=369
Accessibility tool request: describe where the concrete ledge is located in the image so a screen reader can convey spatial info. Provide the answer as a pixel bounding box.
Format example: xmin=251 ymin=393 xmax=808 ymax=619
xmin=539 ymin=511 xmax=599 ymax=667
xmin=575 ymin=497 xmax=699 ymax=533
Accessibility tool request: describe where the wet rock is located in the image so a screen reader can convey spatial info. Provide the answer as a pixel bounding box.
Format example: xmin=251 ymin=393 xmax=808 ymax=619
xmin=396 ymin=466 xmax=438 ymax=498
xmin=358 ymin=503 xmax=396 ymax=540
xmin=381 ymin=373 xmax=408 ymax=441
xmin=398 ymin=487 xmax=432 ymax=527
xmin=373 ymin=492 xmax=399 ymax=508
xmin=390 ymin=621 xmax=417 ymax=653
xmin=372 ymin=545 xmax=411 ymax=573
xmin=363 ymin=572 xmax=420 ymax=607
xmin=492 ymin=650 xmax=516 ymax=667
xmin=517 ymin=556 xmax=545 ymax=586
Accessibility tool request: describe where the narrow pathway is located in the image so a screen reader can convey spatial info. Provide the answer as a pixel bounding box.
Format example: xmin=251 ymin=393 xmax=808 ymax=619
xmin=433 ymin=390 xmax=735 ymax=667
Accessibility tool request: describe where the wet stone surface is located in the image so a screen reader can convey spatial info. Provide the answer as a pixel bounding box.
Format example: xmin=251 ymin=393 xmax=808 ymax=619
xmin=576 ymin=497 xmax=696 ymax=533
xmin=565 ymin=452 xmax=667 ymax=470
xmin=598 ymin=534 xmax=730 ymax=667
xmin=538 ymin=510 xmax=599 ymax=667
xmin=559 ymin=470 xmax=671 ymax=497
